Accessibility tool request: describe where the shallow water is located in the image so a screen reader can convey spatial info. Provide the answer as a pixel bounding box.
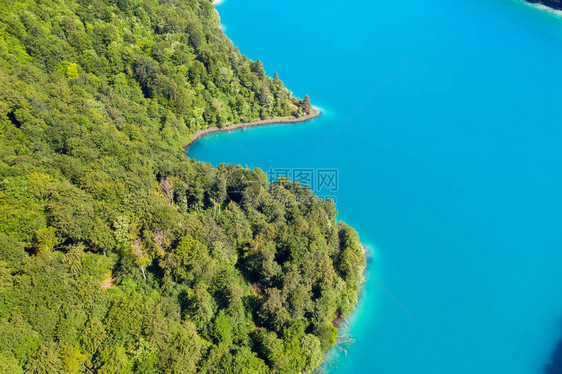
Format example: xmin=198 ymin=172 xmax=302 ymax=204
xmin=188 ymin=0 xmax=562 ymax=372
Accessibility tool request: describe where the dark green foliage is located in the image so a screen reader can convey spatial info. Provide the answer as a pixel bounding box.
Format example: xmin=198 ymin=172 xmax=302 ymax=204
xmin=301 ymin=95 xmax=312 ymax=115
xmin=0 ymin=0 xmax=365 ymax=372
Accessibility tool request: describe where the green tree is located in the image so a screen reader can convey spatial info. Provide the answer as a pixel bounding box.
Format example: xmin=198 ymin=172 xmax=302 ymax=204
xmin=35 ymin=227 xmax=59 ymax=254
xmin=301 ymin=95 xmax=312 ymax=115
xmin=60 ymin=345 xmax=87 ymax=373
xmin=0 ymin=352 xmax=23 ymax=374
xmin=96 ymin=346 xmax=131 ymax=374
xmin=24 ymin=342 xmax=63 ymax=374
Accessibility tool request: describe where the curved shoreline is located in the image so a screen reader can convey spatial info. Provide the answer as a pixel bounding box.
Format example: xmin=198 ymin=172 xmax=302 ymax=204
xmin=525 ymin=0 xmax=562 ymax=11
xmin=183 ymin=109 xmax=321 ymax=152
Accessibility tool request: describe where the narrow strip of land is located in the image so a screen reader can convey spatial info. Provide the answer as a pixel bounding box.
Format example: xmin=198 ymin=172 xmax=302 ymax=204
xmin=184 ymin=109 xmax=321 ymax=150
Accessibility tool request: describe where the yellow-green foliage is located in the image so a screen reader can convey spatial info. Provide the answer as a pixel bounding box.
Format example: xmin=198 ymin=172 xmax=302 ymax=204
xmin=59 ymin=61 xmax=79 ymax=79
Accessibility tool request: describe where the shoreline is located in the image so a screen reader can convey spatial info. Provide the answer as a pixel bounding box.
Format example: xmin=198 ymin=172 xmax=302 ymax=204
xmin=183 ymin=109 xmax=321 ymax=152
xmin=525 ymin=0 xmax=562 ymax=11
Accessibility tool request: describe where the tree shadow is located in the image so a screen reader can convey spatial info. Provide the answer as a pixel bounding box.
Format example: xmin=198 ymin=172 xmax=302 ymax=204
xmin=545 ymin=335 xmax=562 ymax=373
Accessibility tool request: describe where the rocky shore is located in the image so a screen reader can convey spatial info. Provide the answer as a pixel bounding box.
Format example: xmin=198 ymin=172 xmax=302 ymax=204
xmin=526 ymin=0 xmax=562 ymax=11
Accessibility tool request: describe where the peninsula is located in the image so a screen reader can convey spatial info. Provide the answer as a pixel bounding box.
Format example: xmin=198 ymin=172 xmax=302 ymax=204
xmin=184 ymin=108 xmax=321 ymax=150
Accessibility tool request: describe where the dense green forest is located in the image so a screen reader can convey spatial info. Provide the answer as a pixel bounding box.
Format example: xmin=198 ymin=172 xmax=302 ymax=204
xmin=0 ymin=0 xmax=364 ymax=372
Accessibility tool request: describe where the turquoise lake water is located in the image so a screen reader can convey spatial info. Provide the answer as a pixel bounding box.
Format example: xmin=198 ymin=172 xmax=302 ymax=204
xmin=188 ymin=0 xmax=562 ymax=372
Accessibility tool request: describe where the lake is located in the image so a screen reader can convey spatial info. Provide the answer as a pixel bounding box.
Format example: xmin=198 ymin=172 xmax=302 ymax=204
xmin=188 ymin=0 xmax=562 ymax=372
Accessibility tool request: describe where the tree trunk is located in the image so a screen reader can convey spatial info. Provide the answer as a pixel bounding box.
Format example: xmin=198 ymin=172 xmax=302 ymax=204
xmin=140 ymin=264 xmax=146 ymax=280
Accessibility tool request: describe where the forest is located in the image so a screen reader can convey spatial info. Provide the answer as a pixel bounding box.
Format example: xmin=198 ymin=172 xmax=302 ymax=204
xmin=0 ymin=0 xmax=365 ymax=372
